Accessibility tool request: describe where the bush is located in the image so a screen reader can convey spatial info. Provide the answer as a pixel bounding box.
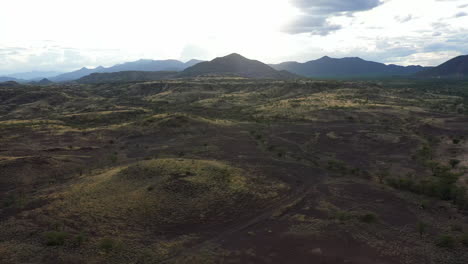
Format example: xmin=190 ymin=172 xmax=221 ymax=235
xmin=99 ymin=238 xmax=121 ymax=253
xmin=73 ymin=232 xmax=87 ymax=247
xmin=449 ymin=159 xmax=460 ymax=169
xmin=417 ymin=221 xmax=428 ymax=237
xmin=435 ymin=235 xmax=455 ymax=249
xmin=359 ymin=213 xmax=378 ymax=224
xmin=451 ymin=224 xmax=463 ymax=232
xmin=44 ymin=231 xmax=69 ymax=246
xmin=461 ymin=234 xmax=468 ymax=247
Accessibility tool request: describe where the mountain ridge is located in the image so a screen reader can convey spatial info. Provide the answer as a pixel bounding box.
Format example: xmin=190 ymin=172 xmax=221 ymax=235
xmin=50 ymin=59 xmax=204 ymax=82
xmin=271 ymin=56 xmax=430 ymax=78
xmin=416 ymin=55 xmax=468 ymax=78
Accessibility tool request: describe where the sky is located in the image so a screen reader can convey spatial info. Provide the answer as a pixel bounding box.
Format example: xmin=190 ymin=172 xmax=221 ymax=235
xmin=1 ymin=0 xmax=467 ymax=74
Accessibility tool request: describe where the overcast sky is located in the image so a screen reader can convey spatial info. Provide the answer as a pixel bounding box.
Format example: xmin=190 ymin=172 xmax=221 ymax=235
xmin=1 ymin=0 xmax=467 ymax=74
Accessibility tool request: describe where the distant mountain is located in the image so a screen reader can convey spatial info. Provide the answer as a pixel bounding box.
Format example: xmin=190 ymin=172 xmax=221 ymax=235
xmin=35 ymin=78 xmax=54 ymax=85
xmin=185 ymin=59 xmax=205 ymax=67
xmin=416 ymin=55 xmax=468 ymax=79
xmin=271 ymin=56 xmax=429 ymax=78
xmin=51 ymin=67 xmax=106 ymax=82
xmin=77 ymin=71 xmax=178 ymax=84
xmin=179 ymin=53 xmax=298 ymax=79
xmin=6 ymin=71 xmax=63 ymax=80
xmin=0 ymin=77 xmax=24 ymax=83
xmin=51 ymin=59 xmax=204 ymax=82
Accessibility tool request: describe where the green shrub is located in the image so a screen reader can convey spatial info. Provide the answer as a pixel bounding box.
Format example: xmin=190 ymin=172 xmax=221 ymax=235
xmin=334 ymin=211 xmax=352 ymax=222
xmin=435 ymin=235 xmax=455 ymax=249
xmin=44 ymin=231 xmax=69 ymax=246
xmin=417 ymin=221 xmax=428 ymax=237
xmin=449 ymin=159 xmax=460 ymax=169
xmin=99 ymin=238 xmax=121 ymax=253
xmin=461 ymin=234 xmax=468 ymax=247
xmin=451 ymin=224 xmax=463 ymax=232
xmin=359 ymin=213 xmax=378 ymax=224
xmin=73 ymin=232 xmax=87 ymax=247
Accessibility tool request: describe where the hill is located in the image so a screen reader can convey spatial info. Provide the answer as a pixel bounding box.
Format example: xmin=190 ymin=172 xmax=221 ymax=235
xmin=77 ymin=71 xmax=178 ymax=84
xmin=416 ymin=55 xmax=468 ymax=78
xmin=271 ymin=56 xmax=428 ymax=78
xmin=179 ymin=53 xmax=299 ymax=79
xmin=51 ymin=59 xmax=204 ymax=82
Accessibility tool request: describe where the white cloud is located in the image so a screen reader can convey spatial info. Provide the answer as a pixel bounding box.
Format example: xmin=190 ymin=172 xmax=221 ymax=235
xmin=0 ymin=0 xmax=467 ymax=74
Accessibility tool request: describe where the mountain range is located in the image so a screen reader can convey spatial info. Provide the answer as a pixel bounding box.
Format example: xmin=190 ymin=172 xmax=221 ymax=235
xmin=50 ymin=59 xmax=204 ymax=82
xmin=77 ymin=54 xmax=297 ymax=83
xmin=3 ymin=71 xmax=63 ymax=81
xmin=271 ymin=56 xmax=430 ymax=78
xmin=2 ymin=53 xmax=468 ymax=83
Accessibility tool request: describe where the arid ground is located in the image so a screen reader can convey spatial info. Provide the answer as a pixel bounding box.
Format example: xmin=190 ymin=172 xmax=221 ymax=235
xmin=1 ymin=79 xmax=467 ymax=263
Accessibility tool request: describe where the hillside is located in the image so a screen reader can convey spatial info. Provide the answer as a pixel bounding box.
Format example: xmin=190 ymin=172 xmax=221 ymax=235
xmin=272 ymin=56 xmax=428 ymax=78
xmin=77 ymin=71 xmax=178 ymax=84
xmin=179 ymin=53 xmax=299 ymax=79
xmin=416 ymin=55 xmax=468 ymax=78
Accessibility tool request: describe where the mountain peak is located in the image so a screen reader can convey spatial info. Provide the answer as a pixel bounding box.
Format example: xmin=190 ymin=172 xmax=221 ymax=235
xmin=224 ymin=53 xmax=247 ymax=60
xmin=180 ymin=53 xmax=297 ymax=79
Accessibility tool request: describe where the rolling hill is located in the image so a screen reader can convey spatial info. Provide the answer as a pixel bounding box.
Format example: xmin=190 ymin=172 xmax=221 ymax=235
xmin=271 ymin=56 xmax=429 ymax=78
xmin=179 ymin=53 xmax=298 ymax=79
xmin=416 ymin=55 xmax=468 ymax=78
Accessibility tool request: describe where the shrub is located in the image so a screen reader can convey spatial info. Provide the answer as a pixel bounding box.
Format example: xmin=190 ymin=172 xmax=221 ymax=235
xmin=461 ymin=234 xmax=468 ymax=247
xmin=449 ymin=159 xmax=460 ymax=169
xmin=44 ymin=231 xmax=69 ymax=246
xmin=73 ymin=232 xmax=87 ymax=247
xmin=359 ymin=213 xmax=378 ymax=224
xmin=417 ymin=221 xmax=428 ymax=237
xmin=435 ymin=235 xmax=455 ymax=249
xmin=334 ymin=211 xmax=352 ymax=222
xmin=451 ymin=224 xmax=463 ymax=232
xmin=99 ymin=238 xmax=121 ymax=253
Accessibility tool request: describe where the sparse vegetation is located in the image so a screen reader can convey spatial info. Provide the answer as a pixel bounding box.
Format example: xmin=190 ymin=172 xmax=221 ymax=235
xmin=43 ymin=231 xmax=69 ymax=246
xmin=435 ymin=235 xmax=456 ymax=249
xmin=1 ymin=79 xmax=468 ymax=263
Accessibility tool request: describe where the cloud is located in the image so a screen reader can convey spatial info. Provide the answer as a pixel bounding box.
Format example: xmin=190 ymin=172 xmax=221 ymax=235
xmin=395 ymin=15 xmax=413 ymax=23
xmin=283 ymin=0 xmax=383 ymax=35
xmin=454 ymin=11 xmax=467 ymax=17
